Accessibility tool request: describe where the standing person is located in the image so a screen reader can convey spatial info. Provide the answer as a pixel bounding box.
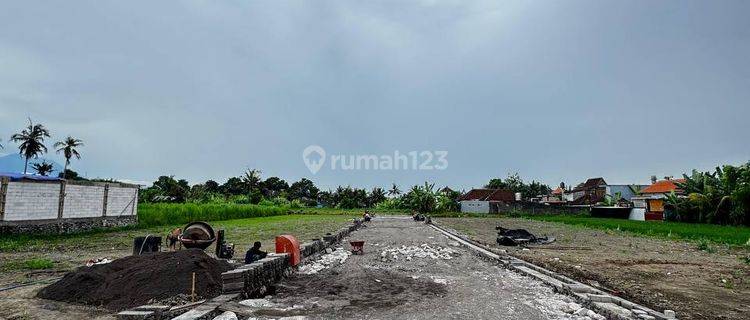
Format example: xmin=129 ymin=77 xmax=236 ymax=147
xmin=244 ymin=241 xmax=267 ymax=264
xmin=166 ymin=228 xmax=182 ymax=251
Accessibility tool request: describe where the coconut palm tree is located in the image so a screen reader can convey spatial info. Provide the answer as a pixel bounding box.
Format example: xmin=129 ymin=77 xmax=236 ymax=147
xmin=242 ymin=169 xmax=262 ymax=195
xmin=54 ymin=136 xmax=84 ymax=179
xmin=31 ymin=161 xmax=55 ymax=176
xmin=388 ymin=183 xmax=401 ymax=197
xmin=10 ymin=118 xmax=51 ymax=174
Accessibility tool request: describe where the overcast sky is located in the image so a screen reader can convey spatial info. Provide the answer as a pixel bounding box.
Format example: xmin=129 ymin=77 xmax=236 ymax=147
xmin=1 ymin=1 xmax=749 ymax=190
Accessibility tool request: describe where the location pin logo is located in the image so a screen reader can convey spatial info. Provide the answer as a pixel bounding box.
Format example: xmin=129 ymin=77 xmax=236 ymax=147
xmin=302 ymin=145 xmax=326 ymax=174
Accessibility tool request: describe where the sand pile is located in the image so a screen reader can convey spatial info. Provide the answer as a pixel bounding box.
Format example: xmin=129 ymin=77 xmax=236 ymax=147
xmin=37 ymin=249 xmax=233 ymax=311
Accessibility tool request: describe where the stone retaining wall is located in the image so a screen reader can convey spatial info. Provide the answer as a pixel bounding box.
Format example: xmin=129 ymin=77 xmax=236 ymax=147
xmin=0 ymin=216 xmax=137 ymax=235
xmin=221 ymin=219 xmax=363 ymax=297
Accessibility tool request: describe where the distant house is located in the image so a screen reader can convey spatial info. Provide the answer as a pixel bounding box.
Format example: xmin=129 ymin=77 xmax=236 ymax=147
xmin=569 ymin=177 xmax=608 ymax=205
xmin=630 ymin=178 xmax=685 ymax=221
xmin=539 ymin=186 xmax=567 ymax=204
xmin=459 ymin=189 xmax=515 ymax=213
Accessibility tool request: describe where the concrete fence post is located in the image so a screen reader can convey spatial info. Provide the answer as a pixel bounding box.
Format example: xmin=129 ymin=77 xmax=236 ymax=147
xmin=0 ymin=177 xmax=9 ymax=221
xmin=58 ymin=180 xmax=67 ymax=220
xmin=102 ymin=184 xmax=109 ymax=217
xmin=131 ymin=187 xmax=138 ymax=216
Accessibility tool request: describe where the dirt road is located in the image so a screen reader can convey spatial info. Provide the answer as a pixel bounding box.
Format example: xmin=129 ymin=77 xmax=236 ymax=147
xmin=267 ymin=217 xmax=602 ymax=320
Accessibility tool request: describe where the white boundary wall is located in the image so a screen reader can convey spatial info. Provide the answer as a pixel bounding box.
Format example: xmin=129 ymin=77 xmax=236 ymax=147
xmin=460 ymin=200 xmax=490 ymax=213
xmin=0 ymin=179 xmax=138 ymax=222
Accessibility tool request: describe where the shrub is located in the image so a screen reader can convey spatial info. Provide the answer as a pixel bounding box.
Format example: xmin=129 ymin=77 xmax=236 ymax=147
xmin=289 ymin=199 xmax=305 ymax=209
xmin=271 ymin=197 xmax=290 ymax=206
xmin=24 ymin=258 xmax=54 ymax=270
xmin=697 ymin=239 xmax=715 ymax=253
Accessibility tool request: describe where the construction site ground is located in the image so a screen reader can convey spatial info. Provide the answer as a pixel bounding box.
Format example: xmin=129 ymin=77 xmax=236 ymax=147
xmin=436 ymin=217 xmax=750 ymax=320
xmin=256 ymin=216 xmax=603 ymax=320
xmin=0 ymin=214 xmax=355 ymax=320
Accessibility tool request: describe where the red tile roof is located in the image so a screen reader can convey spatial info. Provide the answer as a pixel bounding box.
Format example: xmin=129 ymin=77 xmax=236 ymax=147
xmin=640 ymin=179 xmax=686 ymax=194
xmin=459 ymin=189 xmax=515 ymax=202
xmin=551 ymin=187 xmax=563 ymax=195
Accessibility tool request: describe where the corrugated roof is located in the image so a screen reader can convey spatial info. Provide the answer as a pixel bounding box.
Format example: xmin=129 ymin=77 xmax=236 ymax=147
xmin=640 ymin=179 xmax=685 ymax=194
xmin=0 ymin=172 xmax=62 ymax=182
xmin=571 ymin=177 xmax=607 ymax=192
xmin=459 ymin=188 xmax=515 ymax=202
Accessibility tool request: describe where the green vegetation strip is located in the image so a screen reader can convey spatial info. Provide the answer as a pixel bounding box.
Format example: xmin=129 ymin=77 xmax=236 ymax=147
xmin=137 ymin=203 xmax=406 ymax=228
xmin=525 ymin=215 xmax=750 ymax=245
xmin=0 ymin=214 xmax=356 ymax=253
xmin=137 ymin=203 xmax=288 ymax=227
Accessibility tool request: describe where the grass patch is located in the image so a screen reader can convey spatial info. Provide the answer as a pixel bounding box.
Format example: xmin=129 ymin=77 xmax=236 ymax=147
xmin=24 ymin=258 xmax=54 ymax=270
xmin=697 ymin=239 xmax=716 ymax=253
xmin=523 ymin=214 xmax=750 ymax=245
xmin=1 ymin=258 xmax=55 ymax=272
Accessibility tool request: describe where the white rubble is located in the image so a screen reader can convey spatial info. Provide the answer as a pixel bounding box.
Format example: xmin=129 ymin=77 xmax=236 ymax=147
xmin=298 ymin=247 xmax=352 ymax=274
xmin=238 ymin=299 xmax=276 ymax=308
xmin=379 ymin=244 xmax=459 ymax=262
xmin=212 ymin=311 xmax=238 ymax=320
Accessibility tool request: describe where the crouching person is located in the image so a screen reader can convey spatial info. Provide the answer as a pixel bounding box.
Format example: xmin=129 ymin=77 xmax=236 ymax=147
xmin=245 ymin=241 xmax=268 ymax=264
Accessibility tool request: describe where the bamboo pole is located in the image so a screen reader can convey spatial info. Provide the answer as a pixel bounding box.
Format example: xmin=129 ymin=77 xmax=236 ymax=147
xmin=191 ymin=272 xmax=196 ymax=302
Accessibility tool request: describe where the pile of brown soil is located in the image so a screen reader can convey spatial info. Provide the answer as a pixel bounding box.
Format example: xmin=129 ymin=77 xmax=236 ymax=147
xmin=37 ymin=249 xmax=233 ymax=311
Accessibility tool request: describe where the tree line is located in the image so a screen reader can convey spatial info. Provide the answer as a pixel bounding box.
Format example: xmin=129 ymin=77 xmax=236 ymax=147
xmin=666 ymin=162 xmax=750 ymax=226
xmin=1 ymin=118 xmax=84 ymax=178
xmin=139 ymin=170 xmax=553 ymax=213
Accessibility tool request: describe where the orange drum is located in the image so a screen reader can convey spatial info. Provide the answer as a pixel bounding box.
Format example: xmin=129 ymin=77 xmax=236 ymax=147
xmin=275 ymin=235 xmax=301 ymax=266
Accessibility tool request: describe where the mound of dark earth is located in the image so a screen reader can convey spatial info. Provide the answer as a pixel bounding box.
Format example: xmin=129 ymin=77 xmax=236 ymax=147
xmin=272 ymin=268 xmax=446 ymax=312
xmin=37 ymin=249 xmax=233 ymax=311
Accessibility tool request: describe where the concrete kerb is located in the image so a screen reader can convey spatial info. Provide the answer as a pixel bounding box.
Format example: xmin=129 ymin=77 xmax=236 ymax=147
xmin=116 ymin=219 xmax=365 ymax=320
xmin=429 ymin=222 xmax=677 ymax=320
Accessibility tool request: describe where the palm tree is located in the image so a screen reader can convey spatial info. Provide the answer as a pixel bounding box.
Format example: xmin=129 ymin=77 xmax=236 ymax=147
xmin=242 ymin=169 xmax=262 ymax=193
xmin=54 ymin=136 xmax=84 ymax=179
xmin=388 ymin=183 xmax=401 ymax=197
xmin=10 ymin=118 xmax=50 ymax=174
xmin=31 ymin=161 xmax=55 ymax=176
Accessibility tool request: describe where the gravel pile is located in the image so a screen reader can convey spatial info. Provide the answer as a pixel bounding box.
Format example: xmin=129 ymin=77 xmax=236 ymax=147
xmin=298 ymin=247 xmax=351 ymax=274
xmin=379 ymin=244 xmax=459 ymax=262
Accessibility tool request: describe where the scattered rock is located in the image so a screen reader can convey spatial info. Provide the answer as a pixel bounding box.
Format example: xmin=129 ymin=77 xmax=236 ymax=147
xmin=574 ymin=307 xmax=589 ymax=316
xmin=213 ymin=311 xmax=238 ymax=320
xmin=298 ymin=248 xmax=351 ymax=274
xmin=379 ymin=244 xmax=459 ymax=262
xmin=239 ymin=299 xmax=276 ymax=308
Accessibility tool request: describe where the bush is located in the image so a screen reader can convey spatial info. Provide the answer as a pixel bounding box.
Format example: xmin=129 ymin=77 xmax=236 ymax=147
xmin=289 ymin=199 xmax=305 ymax=209
xmin=271 ymin=197 xmax=290 ymax=206
xmin=137 ymin=203 xmax=287 ymax=227
xmin=24 ymin=258 xmax=54 ymax=270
